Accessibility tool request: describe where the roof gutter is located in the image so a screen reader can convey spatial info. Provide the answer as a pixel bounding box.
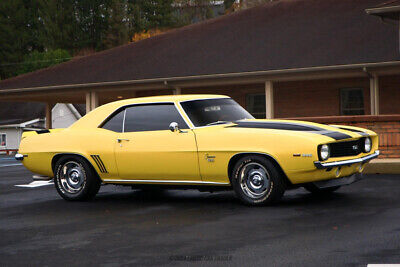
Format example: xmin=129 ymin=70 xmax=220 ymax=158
xmin=1 ymin=61 xmax=400 ymax=94
xmin=365 ymin=5 xmax=400 ymax=19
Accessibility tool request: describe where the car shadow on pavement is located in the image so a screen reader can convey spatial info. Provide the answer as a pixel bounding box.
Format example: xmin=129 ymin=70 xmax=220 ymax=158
xmin=89 ymin=187 xmax=358 ymax=208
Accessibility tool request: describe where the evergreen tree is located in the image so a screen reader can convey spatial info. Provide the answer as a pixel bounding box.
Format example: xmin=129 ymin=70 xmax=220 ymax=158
xmin=0 ymin=0 xmax=43 ymax=79
xmin=103 ymin=0 xmax=129 ymax=49
xmin=37 ymin=0 xmax=77 ymax=51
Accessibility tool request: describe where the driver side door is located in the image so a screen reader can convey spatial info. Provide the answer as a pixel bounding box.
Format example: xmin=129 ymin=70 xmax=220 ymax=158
xmin=111 ymin=103 xmax=201 ymax=182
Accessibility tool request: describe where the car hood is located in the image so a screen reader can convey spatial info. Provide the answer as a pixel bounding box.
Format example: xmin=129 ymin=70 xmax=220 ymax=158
xmin=225 ymin=119 xmax=373 ymax=141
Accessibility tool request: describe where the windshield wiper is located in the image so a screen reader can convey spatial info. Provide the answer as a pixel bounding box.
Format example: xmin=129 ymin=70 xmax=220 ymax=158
xmin=206 ymin=120 xmax=232 ymax=126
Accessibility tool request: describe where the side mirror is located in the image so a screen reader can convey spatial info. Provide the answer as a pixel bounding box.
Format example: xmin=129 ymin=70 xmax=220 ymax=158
xmin=169 ymin=122 xmax=180 ymax=132
xmin=169 ymin=122 xmax=187 ymax=133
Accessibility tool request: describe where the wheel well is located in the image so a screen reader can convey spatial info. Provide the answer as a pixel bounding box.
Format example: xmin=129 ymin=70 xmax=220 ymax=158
xmin=51 ymin=153 xmax=100 ymax=178
xmin=227 ymin=153 xmax=293 ymax=186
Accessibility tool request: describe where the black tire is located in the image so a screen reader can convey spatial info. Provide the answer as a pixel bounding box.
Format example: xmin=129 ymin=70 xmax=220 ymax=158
xmin=54 ymin=155 xmax=101 ymax=201
xmin=231 ymin=155 xmax=286 ymax=206
xmin=303 ymin=184 xmax=341 ymax=195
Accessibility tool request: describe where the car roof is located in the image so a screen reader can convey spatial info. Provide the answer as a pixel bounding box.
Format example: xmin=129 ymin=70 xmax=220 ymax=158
xmin=70 ymin=94 xmax=231 ymax=129
xmin=109 ymin=94 xmax=230 ymax=105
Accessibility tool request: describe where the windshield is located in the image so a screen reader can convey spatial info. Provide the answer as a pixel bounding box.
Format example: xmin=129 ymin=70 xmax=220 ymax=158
xmin=180 ymin=98 xmax=254 ymax=127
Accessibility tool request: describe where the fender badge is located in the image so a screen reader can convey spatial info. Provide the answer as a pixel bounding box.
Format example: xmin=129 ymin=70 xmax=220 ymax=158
xmin=293 ymin=153 xmax=312 ymax=157
xmin=205 ymin=153 xmax=216 ymax=162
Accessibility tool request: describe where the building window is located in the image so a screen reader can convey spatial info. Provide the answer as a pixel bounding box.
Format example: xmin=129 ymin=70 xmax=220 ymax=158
xmin=340 ymin=88 xmax=365 ymax=115
xmin=0 ymin=134 xmax=6 ymax=147
xmin=246 ymin=94 xmax=266 ymax=119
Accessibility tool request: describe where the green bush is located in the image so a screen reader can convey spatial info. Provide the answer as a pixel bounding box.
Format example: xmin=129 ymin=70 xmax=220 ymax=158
xmin=16 ymin=49 xmax=71 ymax=75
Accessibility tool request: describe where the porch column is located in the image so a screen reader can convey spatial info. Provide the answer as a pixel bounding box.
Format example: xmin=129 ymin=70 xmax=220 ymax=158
xmin=265 ymin=81 xmax=274 ymax=119
xmin=45 ymin=103 xmax=54 ymax=129
xmin=173 ymin=87 xmax=181 ymax=95
xmin=86 ymin=91 xmax=99 ymax=113
xmin=370 ymin=75 xmax=379 ymax=115
xmin=90 ymin=91 xmax=99 ymax=110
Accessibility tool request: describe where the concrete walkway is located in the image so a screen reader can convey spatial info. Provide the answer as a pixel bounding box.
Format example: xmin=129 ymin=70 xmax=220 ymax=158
xmin=364 ymin=158 xmax=400 ymax=175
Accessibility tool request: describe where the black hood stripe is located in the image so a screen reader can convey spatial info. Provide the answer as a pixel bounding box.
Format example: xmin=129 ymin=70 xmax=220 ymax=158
xmin=333 ymin=126 xmax=369 ymax=137
xmin=229 ymin=121 xmax=325 ymax=131
xmin=319 ymin=131 xmax=353 ymax=140
xmin=228 ymin=121 xmax=353 ymax=141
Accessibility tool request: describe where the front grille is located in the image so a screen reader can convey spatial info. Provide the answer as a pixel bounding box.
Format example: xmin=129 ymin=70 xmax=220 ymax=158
xmin=330 ymin=139 xmax=364 ymax=158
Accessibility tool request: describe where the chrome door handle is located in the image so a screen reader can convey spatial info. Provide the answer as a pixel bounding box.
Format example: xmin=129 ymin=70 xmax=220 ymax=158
xmin=117 ymin=138 xmax=130 ymax=143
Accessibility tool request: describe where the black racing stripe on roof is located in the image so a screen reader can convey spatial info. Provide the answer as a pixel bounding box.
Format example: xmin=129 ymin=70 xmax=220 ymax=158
xmin=229 ymin=121 xmax=353 ymax=140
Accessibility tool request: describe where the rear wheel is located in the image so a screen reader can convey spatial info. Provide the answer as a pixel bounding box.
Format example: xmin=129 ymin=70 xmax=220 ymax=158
xmin=54 ymin=155 xmax=101 ymax=201
xmin=303 ymin=184 xmax=341 ymax=195
xmin=231 ymin=155 xmax=286 ymax=206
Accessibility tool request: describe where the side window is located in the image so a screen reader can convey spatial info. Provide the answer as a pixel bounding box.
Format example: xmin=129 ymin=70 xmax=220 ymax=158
xmin=0 ymin=134 xmax=6 ymax=147
xmin=124 ymin=104 xmax=188 ymax=132
xmin=340 ymin=88 xmax=365 ymax=115
xmin=102 ymin=109 xmax=125 ymax=132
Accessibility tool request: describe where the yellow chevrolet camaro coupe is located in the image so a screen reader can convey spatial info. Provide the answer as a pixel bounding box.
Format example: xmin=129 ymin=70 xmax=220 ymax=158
xmin=16 ymin=95 xmax=379 ymax=205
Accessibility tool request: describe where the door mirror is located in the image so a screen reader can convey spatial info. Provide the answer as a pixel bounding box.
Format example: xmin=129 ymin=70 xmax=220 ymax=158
xmin=169 ymin=122 xmax=180 ymax=132
xmin=169 ymin=122 xmax=187 ymax=133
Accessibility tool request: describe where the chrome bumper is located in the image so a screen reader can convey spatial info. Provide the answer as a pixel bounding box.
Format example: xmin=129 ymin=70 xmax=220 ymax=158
xmin=15 ymin=153 xmax=27 ymax=161
xmin=314 ymin=150 xmax=379 ymax=169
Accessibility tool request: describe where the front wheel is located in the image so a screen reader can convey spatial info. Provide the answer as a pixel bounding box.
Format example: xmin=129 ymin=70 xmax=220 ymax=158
xmin=54 ymin=155 xmax=101 ymax=201
xmin=231 ymin=156 xmax=286 ymax=206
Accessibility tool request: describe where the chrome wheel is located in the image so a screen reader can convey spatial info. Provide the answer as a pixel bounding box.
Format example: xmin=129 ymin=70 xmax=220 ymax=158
xmin=58 ymin=161 xmax=86 ymax=194
xmin=239 ymin=162 xmax=271 ymax=199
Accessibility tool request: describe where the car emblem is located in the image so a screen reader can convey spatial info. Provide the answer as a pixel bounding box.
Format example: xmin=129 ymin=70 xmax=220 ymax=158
xmin=352 ymin=145 xmax=358 ymax=150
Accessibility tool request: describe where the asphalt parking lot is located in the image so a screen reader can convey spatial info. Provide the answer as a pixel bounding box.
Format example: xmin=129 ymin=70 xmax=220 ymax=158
xmin=1 ymin=156 xmax=400 ymax=266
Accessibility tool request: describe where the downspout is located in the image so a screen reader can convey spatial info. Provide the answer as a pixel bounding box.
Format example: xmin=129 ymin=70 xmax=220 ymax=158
xmin=66 ymin=104 xmax=82 ymax=120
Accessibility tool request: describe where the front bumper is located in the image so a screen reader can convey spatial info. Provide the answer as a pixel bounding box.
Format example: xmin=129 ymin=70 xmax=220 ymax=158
xmin=314 ymin=150 xmax=379 ymax=169
xmin=311 ymin=173 xmax=362 ymax=189
xmin=15 ymin=153 xmax=27 ymax=161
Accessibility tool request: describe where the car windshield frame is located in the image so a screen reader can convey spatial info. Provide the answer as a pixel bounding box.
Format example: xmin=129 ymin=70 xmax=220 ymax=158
xmin=180 ymin=98 xmax=254 ymax=127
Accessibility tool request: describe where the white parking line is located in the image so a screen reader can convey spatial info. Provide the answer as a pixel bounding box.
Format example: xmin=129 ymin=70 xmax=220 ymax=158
xmin=15 ymin=180 xmax=54 ymax=188
xmin=0 ymin=163 xmax=22 ymax=168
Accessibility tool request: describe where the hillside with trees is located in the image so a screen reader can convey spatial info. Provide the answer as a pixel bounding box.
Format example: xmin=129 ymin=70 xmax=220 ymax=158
xmin=0 ymin=0 xmax=272 ymax=80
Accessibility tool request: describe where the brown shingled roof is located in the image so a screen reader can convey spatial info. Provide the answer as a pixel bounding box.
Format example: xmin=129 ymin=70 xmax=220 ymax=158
xmin=0 ymin=0 xmax=398 ymax=90
xmin=0 ymin=102 xmax=45 ymax=125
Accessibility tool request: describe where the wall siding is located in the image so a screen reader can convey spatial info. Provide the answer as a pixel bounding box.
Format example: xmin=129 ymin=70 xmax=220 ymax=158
xmin=379 ymin=75 xmax=400 ymax=115
xmin=0 ymin=128 xmax=22 ymax=151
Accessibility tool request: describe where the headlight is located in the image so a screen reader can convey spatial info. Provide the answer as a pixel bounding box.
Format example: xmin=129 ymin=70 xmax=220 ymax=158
xmin=319 ymin=144 xmax=330 ymax=161
xmin=363 ymin=137 xmax=372 ymax=153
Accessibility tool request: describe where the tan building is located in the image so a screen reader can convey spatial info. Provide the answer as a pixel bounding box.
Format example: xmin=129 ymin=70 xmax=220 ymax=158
xmin=0 ymin=0 xmax=399 ymax=157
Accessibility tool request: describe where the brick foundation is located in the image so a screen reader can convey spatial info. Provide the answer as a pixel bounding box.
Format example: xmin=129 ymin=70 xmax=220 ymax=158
xmin=286 ymin=115 xmax=400 ymax=158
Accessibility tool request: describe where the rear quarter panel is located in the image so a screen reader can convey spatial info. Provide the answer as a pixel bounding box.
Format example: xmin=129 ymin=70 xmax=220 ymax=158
xmin=19 ymin=128 xmax=119 ymax=179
